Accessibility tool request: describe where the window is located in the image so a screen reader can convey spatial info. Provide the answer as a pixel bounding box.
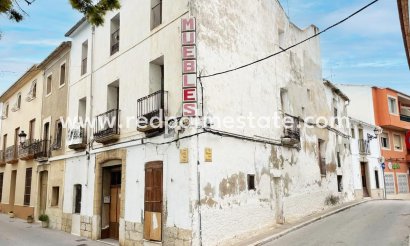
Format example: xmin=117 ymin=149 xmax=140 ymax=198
xmin=60 ymin=63 xmax=66 ymax=86
xmin=337 ymin=175 xmax=343 ymax=192
xmin=375 ymin=170 xmax=380 ymax=189
xmin=29 ymin=119 xmax=35 ymax=142
xmin=17 ymin=93 xmax=22 ymax=109
xmin=334 ymin=107 xmax=338 ymax=125
xmin=0 ymin=173 xmax=3 ymax=203
xmin=150 ymin=0 xmax=162 ymax=29
xmin=381 ymin=132 xmax=390 ymax=149
xmin=280 ymin=88 xmax=290 ymax=114
xmin=32 ymin=81 xmax=37 ymax=98
xmin=393 ymin=134 xmax=403 ymax=151
xmin=247 ymin=174 xmax=256 ymax=190
xmin=78 ymin=97 xmax=87 ymax=121
xmin=24 ymin=168 xmax=32 ymax=206
xmin=110 ymin=14 xmax=120 ymax=55
xmin=388 ymin=97 xmax=398 ymax=114
xmin=278 ymin=29 xmax=285 ymax=48
xmin=81 ymin=41 xmax=88 ymax=75
xmin=107 ymin=81 xmax=120 ymax=111
xmin=54 ymin=120 xmax=63 ymax=149
xmin=51 ymin=186 xmax=60 ymax=206
xmin=337 ymin=152 xmax=341 ymax=167
xmin=74 ymin=184 xmax=82 ymax=214
xmin=3 ymin=103 xmax=9 ymax=118
xmin=318 ymin=139 xmax=326 ymax=176
xmin=46 ymin=75 xmax=52 ymax=95
xmin=351 ymin=128 xmax=355 ymax=138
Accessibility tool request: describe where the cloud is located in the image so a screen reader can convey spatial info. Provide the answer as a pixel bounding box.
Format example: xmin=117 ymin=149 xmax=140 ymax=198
xmin=18 ymin=39 xmax=64 ymax=46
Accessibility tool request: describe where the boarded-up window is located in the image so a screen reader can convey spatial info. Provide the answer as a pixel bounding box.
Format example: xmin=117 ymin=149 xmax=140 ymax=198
xmin=24 ymin=168 xmax=32 ymax=206
xmin=144 ymin=161 xmax=163 ymax=241
xmin=51 ymin=186 xmax=60 ymax=206
xmin=0 ymin=173 xmax=3 ymax=203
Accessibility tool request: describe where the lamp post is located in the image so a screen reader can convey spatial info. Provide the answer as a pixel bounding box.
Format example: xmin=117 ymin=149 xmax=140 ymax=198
xmin=368 ymin=127 xmax=382 ymax=141
xmin=18 ymin=130 xmax=27 ymax=148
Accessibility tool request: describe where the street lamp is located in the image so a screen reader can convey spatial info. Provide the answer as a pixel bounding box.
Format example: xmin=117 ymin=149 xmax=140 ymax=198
xmin=18 ymin=131 xmax=27 ymax=146
xmin=368 ymin=127 xmax=382 ymax=141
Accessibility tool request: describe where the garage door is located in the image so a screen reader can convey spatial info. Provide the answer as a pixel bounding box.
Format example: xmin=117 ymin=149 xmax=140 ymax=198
xmin=397 ymin=174 xmax=409 ymax=194
xmin=385 ymin=173 xmax=395 ymax=194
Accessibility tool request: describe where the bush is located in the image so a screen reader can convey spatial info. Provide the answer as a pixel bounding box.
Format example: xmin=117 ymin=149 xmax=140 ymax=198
xmin=325 ymin=195 xmax=340 ymax=206
xmin=38 ymin=214 xmax=49 ymax=222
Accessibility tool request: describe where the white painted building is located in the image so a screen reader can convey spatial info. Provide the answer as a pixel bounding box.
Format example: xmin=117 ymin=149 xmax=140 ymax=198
xmin=61 ymin=0 xmax=355 ymax=245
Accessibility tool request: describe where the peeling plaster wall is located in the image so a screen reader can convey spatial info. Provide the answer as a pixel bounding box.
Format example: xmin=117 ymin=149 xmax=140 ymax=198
xmin=191 ymin=0 xmax=354 ymax=244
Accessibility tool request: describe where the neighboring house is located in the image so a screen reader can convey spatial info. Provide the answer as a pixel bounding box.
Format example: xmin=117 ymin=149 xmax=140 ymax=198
xmin=0 ymin=66 xmax=44 ymax=220
xmin=349 ymin=117 xmax=384 ymax=199
xmin=36 ymin=42 xmax=71 ymax=231
xmin=339 ymin=84 xmax=410 ymax=197
xmin=61 ymin=1 xmax=354 ymax=245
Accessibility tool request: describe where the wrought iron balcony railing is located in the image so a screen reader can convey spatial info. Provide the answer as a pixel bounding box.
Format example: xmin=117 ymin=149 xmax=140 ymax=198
xmin=358 ymin=139 xmax=371 ymax=155
xmin=94 ymin=109 xmax=120 ymax=144
xmin=5 ymin=145 xmax=18 ymax=164
xmin=137 ymin=90 xmax=168 ymax=133
xmin=68 ymin=127 xmax=87 ymax=150
xmin=33 ymin=139 xmax=51 ymax=162
xmin=0 ymin=150 xmax=5 ymax=165
xmin=111 ymin=30 xmax=120 ymax=55
xmin=400 ymin=114 xmax=410 ymax=123
xmin=19 ymin=140 xmax=36 ymax=160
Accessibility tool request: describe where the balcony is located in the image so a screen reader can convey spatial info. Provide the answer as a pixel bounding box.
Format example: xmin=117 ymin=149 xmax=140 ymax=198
xmin=358 ymin=139 xmax=371 ymax=155
xmin=19 ymin=140 xmax=36 ymax=160
xmin=5 ymin=146 xmax=18 ymax=164
xmin=33 ymin=140 xmax=51 ymax=162
xmin=68 ymin=127 xmax=87 ymax=150
xmin=0 ymin=150 xmax=5 ymax=165
xmin=137 ymin=90 xmax=168 ymax=133
xmin=94 ymin=109 xmax=120 ymax=144
xmin=111 ymin=30 xmax=120 ymax=55
xmin=400 ymin=114 xmax=410 ymax=123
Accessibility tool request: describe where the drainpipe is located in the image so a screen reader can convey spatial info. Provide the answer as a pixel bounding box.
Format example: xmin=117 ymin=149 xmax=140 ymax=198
xmin=196 ymin=134 xmax=203 ymax=246
xmin=86 ymin=26 xmax=96 ymax=188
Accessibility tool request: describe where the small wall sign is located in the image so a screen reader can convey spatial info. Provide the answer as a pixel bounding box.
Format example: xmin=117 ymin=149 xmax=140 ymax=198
xmin=204 ymin=148 xmax=212 ymax=162
xmin=180 ymin=148 xmax=189 ymax=163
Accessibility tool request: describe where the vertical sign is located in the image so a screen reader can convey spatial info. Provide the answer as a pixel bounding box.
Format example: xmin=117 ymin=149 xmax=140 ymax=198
xmin=181 ymin=18 xmax=197 ymax=117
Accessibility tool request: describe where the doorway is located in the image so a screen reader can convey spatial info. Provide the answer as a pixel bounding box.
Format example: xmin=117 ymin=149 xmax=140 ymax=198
xmin=9 ymin=170 xmax=17 ymax=209
xmin=144 ymin=161 xmax=163 ymax=242
xmin=39 ymin=171 xmax=48 ymax=215
xmin=360 ymin=162 xmax=369 ymax=197
xmin=101 ymin=166 xmax=121 ymax=240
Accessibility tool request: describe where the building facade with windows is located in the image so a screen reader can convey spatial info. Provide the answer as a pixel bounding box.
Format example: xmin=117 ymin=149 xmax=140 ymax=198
xmin=59 ymin=0 xmax=355 ymax=245
xmin=339 ymin=84 xmax=410 ymax=197
xmin=36 ymin=42 xmax=71 ymax=231
xmin=0 ymin=66 xmax=44 ymax=220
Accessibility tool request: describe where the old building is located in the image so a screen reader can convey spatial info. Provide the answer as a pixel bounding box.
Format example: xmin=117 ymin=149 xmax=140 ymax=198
xmin=0 ymin=66 xmax=43 ymax=220
xmin=340 ymin=84 xmax=410 ymax=197
xmin=36 ymin=42 xmax=71 ymax=230
xmin=57 ymin=0 xmax=356 ymax=245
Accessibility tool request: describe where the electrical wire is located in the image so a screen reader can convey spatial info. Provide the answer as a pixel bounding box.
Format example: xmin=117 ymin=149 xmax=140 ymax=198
xmin=198 ymin=0 xmax=380 ymax=79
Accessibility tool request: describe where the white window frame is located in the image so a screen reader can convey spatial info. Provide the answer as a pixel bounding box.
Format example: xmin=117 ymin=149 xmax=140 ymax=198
xmin=46 ymin=73 xmax=53 ymax=97
xmin=59 ymin=61 xmax=67 ymax=88
xmin=392 ymin=133 xmax=403 ymax=152
xmin=380 ymin=131 xmax=391 ymax=150
xmin=387 ymin=95 xmax=399 ymax=115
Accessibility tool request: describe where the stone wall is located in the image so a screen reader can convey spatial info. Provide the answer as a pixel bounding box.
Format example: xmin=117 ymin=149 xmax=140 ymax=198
xmin=80 ymin=215 xmax=93 ymax=238
xmin=62 ymin=213 xmax=72 ymax=233
xmin=124 ymin=221 xmax=143 ymax=246
xmin=163 ymin=227 xmax=192 ymax=246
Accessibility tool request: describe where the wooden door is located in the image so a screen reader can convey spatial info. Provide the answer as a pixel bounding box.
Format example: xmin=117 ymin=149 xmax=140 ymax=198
xmin=361 ymin=163 xmax=369 ymax=197
xmin=39 ymin=171 xmax=48 ymax=215
xmin=9 ymin=170 xmax=16 ymax=207
xmin=144 ymin=161 xmax=163 ymax=241
xmin=109 ymin=186 xmax=120 ymax=239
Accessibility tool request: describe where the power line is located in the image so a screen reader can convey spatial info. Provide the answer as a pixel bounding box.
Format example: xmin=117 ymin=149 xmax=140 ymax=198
xmin=198 ymin=0 xmax=380 ymax=79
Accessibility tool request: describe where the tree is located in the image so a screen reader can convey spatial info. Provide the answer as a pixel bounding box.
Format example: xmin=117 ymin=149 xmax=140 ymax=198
xmin=0 ymin=0 xmax=120 ymax=26
xmin=69 ymin=0 xmax=121 ymax=26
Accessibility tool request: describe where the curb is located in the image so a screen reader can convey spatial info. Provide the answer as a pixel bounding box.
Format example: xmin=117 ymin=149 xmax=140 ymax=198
xmin=251 ymin=200 xmax=369 ymax=246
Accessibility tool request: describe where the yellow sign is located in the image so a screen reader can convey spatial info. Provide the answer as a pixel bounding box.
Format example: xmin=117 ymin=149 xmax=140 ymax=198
xmin=204 ymin=148 xmax=212 ymax=162
xmin=180 ymin=148 xmax=189 ymax=163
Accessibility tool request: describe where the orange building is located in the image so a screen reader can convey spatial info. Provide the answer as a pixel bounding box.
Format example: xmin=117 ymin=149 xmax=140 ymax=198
xmin=372 ymin=87 xmax=410 ymax=195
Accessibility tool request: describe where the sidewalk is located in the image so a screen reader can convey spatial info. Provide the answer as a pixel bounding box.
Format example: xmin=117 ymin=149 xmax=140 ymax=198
xmin=235 ymin=199 xmax=369 ymax=246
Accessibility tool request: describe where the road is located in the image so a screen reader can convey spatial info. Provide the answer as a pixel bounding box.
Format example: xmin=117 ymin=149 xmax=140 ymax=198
xmin=266 ymin=200 xmax=410 ymax=246
xmin=0 ymin=214 xmax=106 ymax=246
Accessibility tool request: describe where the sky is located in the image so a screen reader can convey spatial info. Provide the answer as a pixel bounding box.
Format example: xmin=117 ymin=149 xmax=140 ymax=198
xmin=0 ymin=0 xmax=409 ymax=94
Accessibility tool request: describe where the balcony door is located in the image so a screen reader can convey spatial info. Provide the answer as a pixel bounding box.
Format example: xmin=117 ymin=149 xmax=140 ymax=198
xmin=9 ymin=170 xmax=17 ymax=207
xmin=43 ymin=122 xmax=50 ymax=152
xmin=14 ymin=127 xmax=19 ymax=154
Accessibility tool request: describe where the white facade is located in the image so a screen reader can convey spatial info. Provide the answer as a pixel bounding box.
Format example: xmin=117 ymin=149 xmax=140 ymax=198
xmin=61 ymin=0 xmax=355 ymax=245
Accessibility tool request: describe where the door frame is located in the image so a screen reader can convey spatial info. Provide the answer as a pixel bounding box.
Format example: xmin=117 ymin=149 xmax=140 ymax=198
xmin=360 ymin=162 xmax=370 ymax=197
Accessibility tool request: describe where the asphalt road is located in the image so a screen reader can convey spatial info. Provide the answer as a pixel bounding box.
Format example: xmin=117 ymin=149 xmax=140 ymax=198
xmin=0 ymin=214 xmax=106 ymax=246
xmin=266 ymin=200 xmax=410 ymax=246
